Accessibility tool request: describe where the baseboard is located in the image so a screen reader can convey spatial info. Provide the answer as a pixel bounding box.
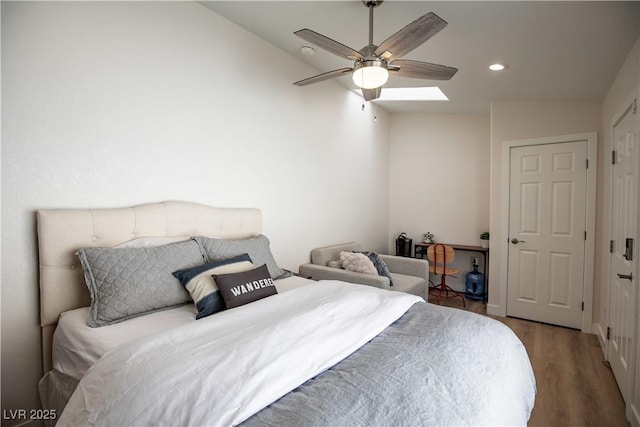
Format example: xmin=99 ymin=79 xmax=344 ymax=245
xmin=593 ymin=322 xmax=608 ymax=354
xmin=486 ymin=303 xmax=504 ymax=317
xmin=627 ymin=402 xmax=640 ymax=427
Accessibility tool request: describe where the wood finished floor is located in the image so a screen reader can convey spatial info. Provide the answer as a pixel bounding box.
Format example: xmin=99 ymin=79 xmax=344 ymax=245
xmin=427 ymin=294 xmax=630 ymax=426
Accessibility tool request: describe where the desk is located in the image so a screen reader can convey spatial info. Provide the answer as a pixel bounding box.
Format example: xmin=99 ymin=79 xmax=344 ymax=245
xmin=414 ymin=242 xmax=489 ymax=304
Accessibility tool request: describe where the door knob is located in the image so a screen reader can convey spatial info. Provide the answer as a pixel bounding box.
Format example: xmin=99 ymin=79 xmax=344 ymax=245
xmin=617 ymin=273 xmax=633 ymax=281
xmin=511 ymin=238 xmax=526 ymax=244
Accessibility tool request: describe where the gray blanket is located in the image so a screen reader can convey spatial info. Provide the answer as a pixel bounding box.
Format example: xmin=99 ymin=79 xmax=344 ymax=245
xmin=243 ymin=303 xmax=536 ymax=426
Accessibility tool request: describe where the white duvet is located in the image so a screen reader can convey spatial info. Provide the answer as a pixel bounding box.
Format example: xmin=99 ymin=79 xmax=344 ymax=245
xmin=52 ymin=275 xmax=314 ymax=381
xmin=57 ymin=281 xmax=422 ymax=426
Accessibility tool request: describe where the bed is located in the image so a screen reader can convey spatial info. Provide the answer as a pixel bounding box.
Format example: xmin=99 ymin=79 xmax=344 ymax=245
xmin=37 ymin=201 xmax=536 ymax=426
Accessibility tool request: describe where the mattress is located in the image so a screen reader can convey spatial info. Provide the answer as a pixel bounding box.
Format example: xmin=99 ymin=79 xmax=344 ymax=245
xmin=53 ymin=275 xmax=313 ymax=380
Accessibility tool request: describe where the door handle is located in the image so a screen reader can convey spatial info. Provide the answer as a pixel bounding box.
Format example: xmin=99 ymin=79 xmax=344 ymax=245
xmin=617 ymin=273 xmax=633 ymax=281
xmin=511 ymin=238 xmax=526 ymax=244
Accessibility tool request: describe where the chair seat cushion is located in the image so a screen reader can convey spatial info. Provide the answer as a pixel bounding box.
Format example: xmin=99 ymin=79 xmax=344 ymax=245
xmin=429 ymin=266 xmax=461 ymax=275
xmin=389 ymin=273 xmax=427 ymax=297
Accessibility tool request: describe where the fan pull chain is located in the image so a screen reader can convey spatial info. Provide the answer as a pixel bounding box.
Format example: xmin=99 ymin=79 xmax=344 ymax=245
xmin=361 ymin=100 xmax=378 ymax=122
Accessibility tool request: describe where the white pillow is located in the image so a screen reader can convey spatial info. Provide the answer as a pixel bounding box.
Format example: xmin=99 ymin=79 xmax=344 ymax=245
xmin=340 ymin=252 xmax=378 ymax=275
xmin=115 ymin=236 xmax=191 ymax=248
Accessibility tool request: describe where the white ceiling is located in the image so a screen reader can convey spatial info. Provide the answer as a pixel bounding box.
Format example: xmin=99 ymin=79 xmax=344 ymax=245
xmin=200 ymin=1 xmax=640 ymax=114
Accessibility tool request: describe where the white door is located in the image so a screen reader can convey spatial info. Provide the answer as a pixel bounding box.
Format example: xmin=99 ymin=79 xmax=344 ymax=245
xmin=608 ymin=99 xmax=639 ymax=415
xmin=507 ymin=141 xmax=587 ymax=329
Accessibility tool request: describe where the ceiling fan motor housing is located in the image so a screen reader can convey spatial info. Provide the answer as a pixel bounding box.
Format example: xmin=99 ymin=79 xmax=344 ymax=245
xmin=359 ymin=44 xmax=378 ymax=59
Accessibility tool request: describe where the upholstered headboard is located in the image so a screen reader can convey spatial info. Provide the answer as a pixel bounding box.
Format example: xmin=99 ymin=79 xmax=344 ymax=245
xmin=37 ymin=201 xmax=262 ymax=371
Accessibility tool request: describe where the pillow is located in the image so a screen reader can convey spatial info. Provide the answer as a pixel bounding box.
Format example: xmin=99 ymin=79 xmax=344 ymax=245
xmin=340 ymin=252 xmax=378 ymax=275
xmin=360 ymin=251 xmax=394 ymax=286
xmin=194 ymin=235 xmax=291 ymax=279
xmin=172 ymin=254 xmax=254 ymax=319
xmin=328 ymin=260 xmax=344 ymax=269
xmin=77 ymin=239 xmax=205 ymax=327
xmin=214 ymin=264 xmax=277 ymax=309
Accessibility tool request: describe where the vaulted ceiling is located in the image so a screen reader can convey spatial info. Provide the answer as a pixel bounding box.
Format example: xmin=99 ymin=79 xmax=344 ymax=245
xmin=200 ymin=1 xmax=640 ymax=114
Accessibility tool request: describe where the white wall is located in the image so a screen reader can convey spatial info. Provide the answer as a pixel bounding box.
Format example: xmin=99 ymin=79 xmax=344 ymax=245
xmin=1 ymin=1 xmax=390 ymax=419
xmin=596 ymin=35 xmax=640 ymax=343
xmin=489 ymin=101 xmax=602 ymax=315
xmin=388 ymin=114 xmax=490 ymax=290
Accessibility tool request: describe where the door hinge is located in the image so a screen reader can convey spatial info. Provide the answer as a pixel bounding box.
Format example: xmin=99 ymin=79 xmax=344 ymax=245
xmin=607 ymin=326 xmax=611 ymax=340
xmin=586 ymin=158 xmax=589 ymax=169
xmin=584 ymin=231 xmax=587 ymax=240
xmin=610 ymin=240 xmax=615 ymax=253
xmin=633 ymin=99 xmax=637 ymax=114
xmin=624 ymin=238 xmax=634 ymax=261
xmin=612 ymin=150 xmax=617 ymax=165
xmin=581 ymin=301 xmax=584 ymax=311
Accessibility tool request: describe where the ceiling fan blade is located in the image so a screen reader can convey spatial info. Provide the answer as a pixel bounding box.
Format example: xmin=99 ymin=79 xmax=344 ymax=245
xmin=362 ymin=87 xmax=382 ymax=101
xmin=294 ymin=29 xmax=364 ymax=61
xmin=375 ymin=12 xmax=447 ymax=61
xmin=390 ymin=60 xmax=458 ymax=80
xmin=294 ymin=67 xmax=353 ymax=86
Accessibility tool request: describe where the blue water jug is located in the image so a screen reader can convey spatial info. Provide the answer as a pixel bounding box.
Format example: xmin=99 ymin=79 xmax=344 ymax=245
xmin=465 ymin=264 xmax=485 ymax=301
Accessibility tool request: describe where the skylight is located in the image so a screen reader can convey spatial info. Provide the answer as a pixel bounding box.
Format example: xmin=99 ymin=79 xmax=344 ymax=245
xmin=373 ymin=87 xmax=449 ymax=101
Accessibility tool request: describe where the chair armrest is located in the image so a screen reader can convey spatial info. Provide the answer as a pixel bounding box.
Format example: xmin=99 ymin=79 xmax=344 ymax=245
xmin=379 ymin=255 xmax=429 ymax=281
xmin=298 ymin=264 xmax=389 ymax=288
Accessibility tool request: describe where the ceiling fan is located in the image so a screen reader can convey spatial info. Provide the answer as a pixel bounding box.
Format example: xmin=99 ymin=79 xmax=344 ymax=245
xmin=293 ymin=0 xmax=458 ymax=102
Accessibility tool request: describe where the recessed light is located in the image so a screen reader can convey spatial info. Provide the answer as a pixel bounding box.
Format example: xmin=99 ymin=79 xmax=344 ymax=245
xmin=489 ymin=63 xmax=507 ymax=71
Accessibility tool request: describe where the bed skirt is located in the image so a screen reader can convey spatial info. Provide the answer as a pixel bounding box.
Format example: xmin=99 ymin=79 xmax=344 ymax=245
xmin=39 ymin=370 xmax=79 ymax=427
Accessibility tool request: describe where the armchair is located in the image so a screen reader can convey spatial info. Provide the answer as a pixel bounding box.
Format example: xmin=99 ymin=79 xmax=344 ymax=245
xmin=298 ymin=242 xmax=429 ymax=297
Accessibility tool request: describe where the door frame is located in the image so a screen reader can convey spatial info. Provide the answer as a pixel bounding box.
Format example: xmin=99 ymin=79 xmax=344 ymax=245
xmin=499 ymin=132 xmax=598 ymax=333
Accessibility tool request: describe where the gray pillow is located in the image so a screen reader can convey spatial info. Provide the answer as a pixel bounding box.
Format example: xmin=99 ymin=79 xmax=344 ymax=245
xmin=77 ymin=239 xmax=205 ymax=327
xmin=194 ymin=235 xmax=291 ymax=279
xmin=360 ymin=251 xmax=394 ymax=286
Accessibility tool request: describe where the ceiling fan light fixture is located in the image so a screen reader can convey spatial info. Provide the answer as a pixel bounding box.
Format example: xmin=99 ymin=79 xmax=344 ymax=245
xmin=352 ymin=60 xmax=389 ymax=89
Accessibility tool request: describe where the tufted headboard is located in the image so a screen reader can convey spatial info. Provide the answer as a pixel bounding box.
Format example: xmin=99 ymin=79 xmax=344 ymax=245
xmin=37 ymin=201 xmax=262 ymax=371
